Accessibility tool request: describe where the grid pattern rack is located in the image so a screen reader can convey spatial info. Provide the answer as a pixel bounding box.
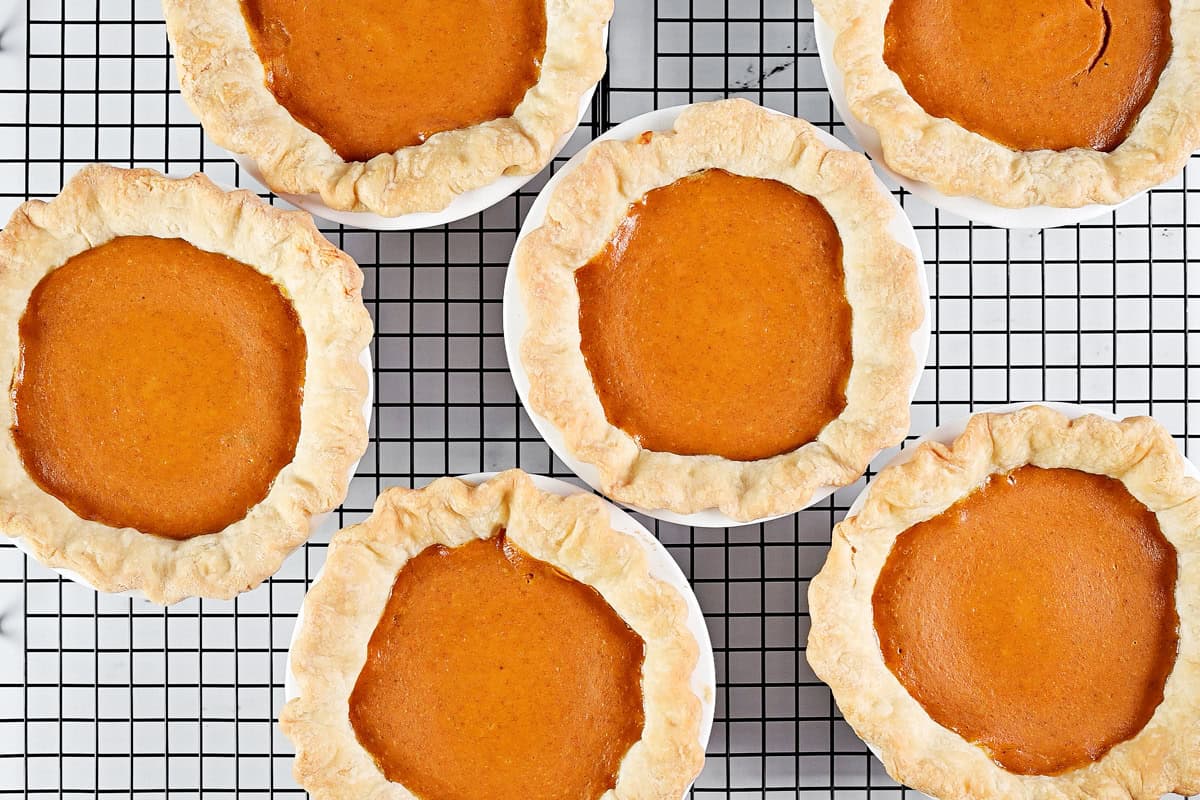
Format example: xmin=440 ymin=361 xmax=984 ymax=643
xmin=1 ymin=1 xmax=1199 ymax=798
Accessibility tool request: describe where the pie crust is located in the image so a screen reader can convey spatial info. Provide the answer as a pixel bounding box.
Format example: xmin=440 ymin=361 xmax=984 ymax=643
xmin=0 ymin=165 xmax=373 ymax=604
xmin=816 ymin=0 xmax=1200 ymax=207
xmin=807 ymin=405 xmax=1200 ymax=799
xmin=280 ymin=469 xmax=706 ymax=800
xmin=516 ymin=99 xmax=924 ymax=521
xmin=162 ymin=0 xmax=613 ymax=216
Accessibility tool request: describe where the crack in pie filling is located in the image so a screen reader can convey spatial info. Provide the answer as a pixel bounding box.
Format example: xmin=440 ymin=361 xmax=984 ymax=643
xmin=0 ymin=166 xmax=372 ymax=604
xmin=808 ymin=406 xmax=1200 ymax=800
xmin=163 ymin=0 xmax=614 ymax=216
xmin=281 ymin=471 xmax=706 ymax=800
xmin=518 ymin=99 xmax=923 ymax=520
xmin=883 ymin=0 xmax=1172 ymax=153
xmin=815 ymin=0 xmax=1200 ymax=206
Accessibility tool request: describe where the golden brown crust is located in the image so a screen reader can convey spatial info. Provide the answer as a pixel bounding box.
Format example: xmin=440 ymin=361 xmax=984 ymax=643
xmin=516 ymin=98 xmax=924 ymax=521
xmin=280 ymin=469 xmax=705 ymax=800
xmin=161 ymin=0 xmax=613 ymax=216
xmin=0 ymin=165 xmax=373 ymax=604
xmin=807 ymin=405 xmax=1200 ymax=799
xmin=816 ymin=0 xmax=1200 ymax=208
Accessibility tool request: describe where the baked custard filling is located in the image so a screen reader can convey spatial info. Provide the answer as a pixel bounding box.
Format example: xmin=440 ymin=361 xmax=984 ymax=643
xmin=883 ymin=0 xmax=1172 ymax=152
xmin=575 ymin=168 xmax=852 ymax=462
xmin=11 ymin=236 xmax=306 ymax=541
xmin=240 ymin=0 xmax=548 ymax=162
xmin=873 ymin=465 xmax=1179 ymax=776
xmin=348 ymin=532 xmax=646 ymax=800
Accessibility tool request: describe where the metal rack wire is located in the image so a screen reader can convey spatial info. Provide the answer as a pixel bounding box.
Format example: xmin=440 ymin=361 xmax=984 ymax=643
xmin=0 ymin=0 xmax=1197 ymax=797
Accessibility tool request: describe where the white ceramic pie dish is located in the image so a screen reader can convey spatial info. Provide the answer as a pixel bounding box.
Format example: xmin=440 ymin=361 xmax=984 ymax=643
xmin=812 ymin=12 xmax=1139 ymax=230
xmin=232 ymin=25 xmax=610 ymax=231
xmin=502 ymin=103 xmax=932 ymax=528
xmin=282 ymin=470 xmax=717 ymax=795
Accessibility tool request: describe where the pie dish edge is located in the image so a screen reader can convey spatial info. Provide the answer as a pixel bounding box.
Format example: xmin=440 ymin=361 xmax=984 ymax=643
xmin=161 ymin=0 xmax=614 ymax=216
xmin=278 ymin=469 xmax=706 ymax=800
xmin=806 ymin=404 xmax=1200 ymax=799
xmin=814 ymin=0 xmax=1200 ymax=208
xmin=0 ymin=164 xmax=373 ymax=604
xmin=516 ymin=98 xmax=924 ymax=521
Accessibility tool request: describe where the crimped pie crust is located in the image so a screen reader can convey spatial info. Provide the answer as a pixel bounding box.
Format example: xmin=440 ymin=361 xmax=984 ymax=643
xmin=280 ymin=469 xmax=706 ymax=800
xmin=516 ymin=98 xmax=924 ymax=521
xmin=0 ymin=165 xmax=373 ymax=604
xmin=807 ymin=405 xmax=1200 ymax=800
xmin=162 ymin=0 xmax=613 ymax=217
xmin=816 ymin=0 xmax=1200 ymax=208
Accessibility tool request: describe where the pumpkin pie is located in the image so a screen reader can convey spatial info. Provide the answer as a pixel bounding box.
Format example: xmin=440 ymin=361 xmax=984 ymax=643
xmin=516 ymin=99 xmax=925 ymax=521
xmin=0 ymin=165 xmax=372 ymax=603
xmin=808 ymin=405 xmax=1200 ymax=799
xmin=162 ymin=0 xmax=613 ymax=216
xmin=280 ymin=470 xmax=706 ymax=800
xmin=816 ymin=0 xmax=1200 ymax=207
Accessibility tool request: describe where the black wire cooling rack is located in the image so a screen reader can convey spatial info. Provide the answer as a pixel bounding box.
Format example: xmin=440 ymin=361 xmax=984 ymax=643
xmin=1 ymin=1 xmax=1198 ymax=798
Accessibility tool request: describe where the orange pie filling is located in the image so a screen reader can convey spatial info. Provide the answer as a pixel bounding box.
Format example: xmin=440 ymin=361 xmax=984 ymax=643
xmin=348 ymin=533 xmax=645 ymax=800
xmin=11 ymin=236 xmax=306 ymax=540
xmin=873 ymin=465 xmax=1179 ymax=776
xmin=575 ymin=168 xmax=852 ymax=462
xmin=883 ymin=0 xmax=1173 ymax=152
xmin=240 ymin=0 xmax=548 ymax=162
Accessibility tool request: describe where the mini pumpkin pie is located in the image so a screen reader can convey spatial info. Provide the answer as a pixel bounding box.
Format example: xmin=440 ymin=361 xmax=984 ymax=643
xmin=0 ymin=165 xmax=372 ymax=604
xmin=807 ymin=405 xmax=1200 ymax=799
xmin=516 ymin=99 xmax=924 ymax=521
xmin=280 ymin=470 xmax=705 ymax=800
xmin=817 ymin=0 xmax=1200 ymax=207
xmin=162 ymin=0 xmax=613 ymax=216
